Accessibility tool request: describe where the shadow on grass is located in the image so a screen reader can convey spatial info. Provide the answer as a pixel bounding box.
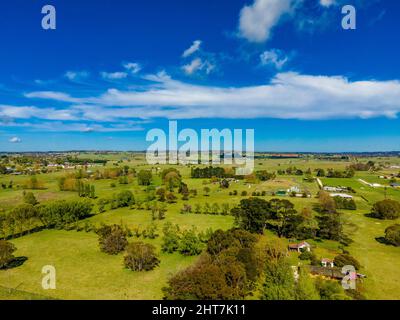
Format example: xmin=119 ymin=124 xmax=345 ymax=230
xmin=0 ymin=256 xmax=28 ymax=270
xmin=364 ymin=213 xmax=378 ymax=219
xmin=375 ymin=236 xmax=398 ymax=247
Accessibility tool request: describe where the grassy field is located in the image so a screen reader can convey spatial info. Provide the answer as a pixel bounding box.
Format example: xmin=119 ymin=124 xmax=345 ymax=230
xmin=1 ymin=154 xmax=400 ymax=299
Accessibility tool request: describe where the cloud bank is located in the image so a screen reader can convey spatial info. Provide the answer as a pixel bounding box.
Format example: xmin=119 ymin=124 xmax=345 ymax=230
xmin=20 ymin=72 xmax=400 ymax=124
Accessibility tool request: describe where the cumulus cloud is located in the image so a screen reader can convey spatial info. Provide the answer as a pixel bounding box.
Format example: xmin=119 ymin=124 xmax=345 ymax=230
xmin=9 ymin=136 xmax=21 ymax=143
xmin=182 ymin=58 xmax=215 ymax=75
xmin=100 ymin=71 xmax=128 ymax=80
xmin=0 ymin=105 xmax=77 ymax=120
xmin=260 ymin=49 xmax=289 ymax=69
xmin=26 ymin=72 xmax=400 ymax=121
xmin=319 ymin=0 xmax=336 ymax=7
xmin=182 ymin=40 xmax=202 ymax=58
xmin=123 ymin=62 xmax=141 ymax=74
xmin=64 ymin=71 xmax=89 ymax=81
xmin=238 ymin=0 xmax=296 ymax=43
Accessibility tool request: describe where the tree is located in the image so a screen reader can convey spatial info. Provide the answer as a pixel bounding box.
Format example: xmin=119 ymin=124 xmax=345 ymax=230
xmin=163 ymin=255 xmax=235 ymax=300
xmin=124 ymin=242 xmax=160 ymax=271
xmin=318 ymin=191 xmax=336 ymax=214
xmin=261 ymin=255 xmax=296 ymax=300
xmin=161 ymin=223 xmax=180 ymax=253
xmin=315 ymin=278 xmax=349 ymax=300
xmin=8 ymin=203 xmax=39 ymax=235
xmin=137 ymin=170 xmax=152 ymax=186
xmin=317 ymin=214 xmax=343 ymax=241
xmin=97 ymin=224 xmax=128 ymax=255
xmin=203 ymin=186 xmax=210 ymax=196
xmin=295 ymin=267 xmax=320 ymax=300
xmin=23 ymin=191 xmax=38 ymax=206
xmin=384 ymin=224 xmax=400 ymax=246
xmin=113 ymin=190 xmax=135 ymax=208
xmin=265 ymin=199 xmax=299 ymax=238
xmin=370 ymin=199 xmax=400 ymax=220
xmin=166 ymin=192 xmax=177 ymax=203
xmin=163 ymin=171 xmax=181 ymax=191
xmin=0 ymin=240 xmax=16 ymax=268
xmin=178 ymin=227 xmax=202 ymax=256
xmin=156 ymin=188 xmax=166 ymax=202
xmin=231 ymin=198 xmax=271 ymax=234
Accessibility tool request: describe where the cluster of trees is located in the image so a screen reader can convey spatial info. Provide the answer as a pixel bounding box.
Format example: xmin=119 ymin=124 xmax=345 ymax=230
xmin=23 ymin=176 xmax=45 ymax=190
xmin=0 ymin=199 xmax=93 ymax=238
xmin=231 ymin=196 xmax=346 ymax=243
xmin=58 ymin=176 xmax=96 ymax=198
xmin=181 ymin=203 xmax=231 ymax=216
xmin=39 ymin=199 xmax=93 ymax=229
xmin=191 ymin=166 xmax=226 ymax=178
xmin=162 ymin=228 xmax=262 ymax=299
xmin=255 ymin=170 xmax=276 ymax=181
xmin=348 ymin=161 xmax=375 ymax=171
xmin=231 ymin=198 xmax=318 ymax=239
xmin=1 ymin=180 xmax=13 ymax=189
xmin=261 ymin=242 xmax=320 ymax=300
xmin=333 ymin=196 xmax=357 ymax=210
xmin=326 ymin=168 xmax=355 ymax=178
xmin=277 ymin=167 xmax=309 ymax=176
xmin=161 ymin=223 xmax=204 ymax=256
xmin=98 ymin=190 xmax=135 ymax=212
xmin=76 ymin=180 xmax=96 ymax=198
xmin=96 ymin=223 xmax=160 ymax=271
xmin=370 ymin=199 xmax=400 ymax=220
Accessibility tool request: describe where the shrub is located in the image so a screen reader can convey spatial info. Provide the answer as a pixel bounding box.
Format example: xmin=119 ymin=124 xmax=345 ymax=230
xmin=370 ymin=199 xmax=400 ymax=220
xmin=161 ymin=223 xmax=180 ymax=253
xmin=97 ymin=224 xmax=128 ymax=254
xmin=23 ymin=191 xmax=38 ymax=205
xmin=124 ymin=242 xmax=160 ymax=271
xmin=298 ymin=250 xmax=316 ymax=261
xmin=384 ymin=224 xmax=400 ymax=246
xmin=333 ymin=253 xmax=361 ymax=270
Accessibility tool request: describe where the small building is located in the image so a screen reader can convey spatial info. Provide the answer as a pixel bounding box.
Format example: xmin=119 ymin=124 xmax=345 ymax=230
xmin=321 ymin=258 xmax=334 ymax=268
xmin=276 ymin=190 xmax=287 ymax=196
xmin=287 ymin=186 xmax=301 ymax=194
xmin=288 ymin=241 xmax=311 ymax=252
xmin=330 ymin=193 xmax=353 ymax=199
xmin=390 ymin=183 xmax=400 ymax=188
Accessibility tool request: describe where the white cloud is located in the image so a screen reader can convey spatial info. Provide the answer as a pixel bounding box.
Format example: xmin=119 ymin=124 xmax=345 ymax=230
xmin=9 ymin=136 xmax=21 ymax=143
xmin=260 ymin=49 xmax=289 ymax=69
xmin=182 ymin=40 xmax=202 ymax=58
xmin=123 ymin=62 xmax=141 ymax=74
xmin=320 ymin=0 xmax=336 ymax=7
xmin=26 ymin=72 xmax=400 ymax=121
xmin=0 ymin=105 xmax=77 ymax=121
xmin=100 ymin=71 xmax=128 ymax=80
xmin=182 ymin=58 xmax=203 ymax=75
xmin=238 ymin=0 xmax=296 ymax=43
xmin=182 ymin=58 xmax=215 ymax=75
xmin=64 ymin=71 xmax=89 ymax=81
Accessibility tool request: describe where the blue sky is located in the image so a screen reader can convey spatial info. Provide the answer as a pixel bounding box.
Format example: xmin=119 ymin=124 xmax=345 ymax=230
xmin=1 ymin=0 xmax=400 ymax=152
